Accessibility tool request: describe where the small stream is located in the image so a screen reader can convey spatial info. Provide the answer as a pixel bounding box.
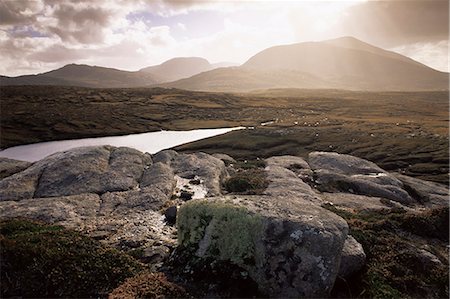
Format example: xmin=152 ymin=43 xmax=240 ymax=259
xmin=0 ymin=127 xmax=244 ymax=162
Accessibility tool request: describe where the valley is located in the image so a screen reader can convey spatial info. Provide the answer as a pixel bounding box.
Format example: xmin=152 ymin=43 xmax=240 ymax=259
xmin=1 ymin=86 xmax=448 ymax=184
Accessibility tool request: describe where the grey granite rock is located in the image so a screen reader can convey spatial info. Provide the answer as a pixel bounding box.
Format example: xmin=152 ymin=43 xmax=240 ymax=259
xmin=338 ymin=235 xmax=366 ymax=278
xmin=0 ymin=157 xmax=32 ymax=179
xmin=264 ymin=165 xmax=321 ymax=204
xmin=393 ymin=173 xmax=449 ymax=207
xmin=35 ymin=146 xmax=152 ymax=198
xmin=177 ymin=195 xmax=348 ymax=298
xmin=0 ymin=193 xmax=100 ymax=228
xmin=309 ymin=152 xmax=414 ymax=205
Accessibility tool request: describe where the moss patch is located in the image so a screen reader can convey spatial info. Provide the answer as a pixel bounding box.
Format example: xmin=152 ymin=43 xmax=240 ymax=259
xmin=1 ymin=219 xmax=143 ymax=298
xmin=177 ymin=200 xmax=264 ymax=265
xmin=224 ymin=168 xmax=268 ymax=194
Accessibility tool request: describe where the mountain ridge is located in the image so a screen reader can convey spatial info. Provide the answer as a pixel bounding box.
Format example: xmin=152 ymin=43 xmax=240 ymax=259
xmin=164 ymin=37 xmax=448 ymax=92
xmin=1 ymin=37 xmax=448 ymax=91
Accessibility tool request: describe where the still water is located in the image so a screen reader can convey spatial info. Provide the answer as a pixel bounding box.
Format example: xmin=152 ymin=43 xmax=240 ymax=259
xmin=0 ymin=127 xmax=244 ymax=162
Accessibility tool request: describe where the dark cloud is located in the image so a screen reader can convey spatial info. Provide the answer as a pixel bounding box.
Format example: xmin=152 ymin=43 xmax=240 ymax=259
xmin=0 ymin=0 xmax=38 ymax=25
xmin=45 ymin=2 xmax=114 ymax=43
xmin=1 ymin=1 xmax=115 ymax=44
xmin=340 ymin=0 xmax=449 ymax=47
xmin=52 ymin=4 xmax=112 ymax=28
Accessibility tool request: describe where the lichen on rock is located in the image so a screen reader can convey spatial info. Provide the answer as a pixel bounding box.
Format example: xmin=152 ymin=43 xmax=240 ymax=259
xmin=177 ymin=199 xmax=264 ymax=265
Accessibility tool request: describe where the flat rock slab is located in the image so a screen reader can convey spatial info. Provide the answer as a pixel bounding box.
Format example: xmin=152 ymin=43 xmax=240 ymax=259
xmin=0 ymin=146 xmax=152 ymax=201
xmin=309 ymin=152 xmax=414 ymax=205
xmin=35 ymin=146 xmax=152 ymax=198
xmin=321 ymin=193 xmax=412 ymax=212
xmin=393 ymin=173 xmax=449 ymax=208
xmin=0 ymin=193 xmax=101 ymax=228
xmin=177 ymin=195 xmax=348 ymax=298
xmin=264 ymin=165 xmax=321 ymax=204
xmin=265 ymin=155 xmax=310 ymax=170
xmin=0 ymin=157 xmax=32 ymax=179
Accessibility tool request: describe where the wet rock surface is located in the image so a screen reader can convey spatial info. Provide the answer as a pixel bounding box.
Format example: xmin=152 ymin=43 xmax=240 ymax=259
xmin=0 ymin=146 xmax=448 ymax=298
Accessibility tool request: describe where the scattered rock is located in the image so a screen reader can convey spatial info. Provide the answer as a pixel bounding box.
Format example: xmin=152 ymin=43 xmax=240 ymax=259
xmin=0 ymin=147 xmax=446 ymax=298
xmin=141 ymin=246 xmax=171 ymax=265
xmin=164 ymin=206 xmax=178 ymax=225
xmin=338 ymin=235 xmax=366 ymax=278
xmin=416 ymin=248 xmax=443 ymax=269
xmin=179 ymin=190 xmax=193 ymax=201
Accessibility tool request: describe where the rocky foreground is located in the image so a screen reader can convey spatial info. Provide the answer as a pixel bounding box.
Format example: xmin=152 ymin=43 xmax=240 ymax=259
xmin=0 ymin=146 xmax=448 ymax=298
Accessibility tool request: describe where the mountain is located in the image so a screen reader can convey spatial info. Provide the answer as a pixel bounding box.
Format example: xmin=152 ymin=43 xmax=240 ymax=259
xmin=164 ymin=36 xmax=449 ymax=92
xmin=161 ymin=67 xmax=332 ymax=92
xmin=0 ymin=57 xmax=236 ymax=87
xmin=139 ymin=57 xmax=213 ymax=82
xmin=211 ymin=61 xmax=240 ymax=68
xmin=0 ymin=64 xmax=158 ymax=88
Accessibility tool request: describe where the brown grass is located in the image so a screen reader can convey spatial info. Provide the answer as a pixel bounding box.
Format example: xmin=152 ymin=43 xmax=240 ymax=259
xmin=109 ymin=272 xmax=187 ymax=299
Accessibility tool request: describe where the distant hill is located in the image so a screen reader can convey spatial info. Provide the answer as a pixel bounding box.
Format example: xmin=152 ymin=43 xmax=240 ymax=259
xmin=1 ymin=57 xmax=238 ymax=88
xmin=161 ymin=67 xmax=332 ymax=92
xmin=139 ymin=57 xmax=214 ymax=83
xmin=2 ymin=37 xmax=447 ymax=91
xmin=0 ymin=64 xmax=157 ymax=88
xmin=164 ymin=36 xmax=449 ymax=92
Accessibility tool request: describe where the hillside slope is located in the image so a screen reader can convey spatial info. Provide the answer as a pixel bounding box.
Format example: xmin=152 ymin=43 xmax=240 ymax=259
xmin=140 ymin=57 xmax=213 ymax=82
xmin=0 ymin=64 xmax=157 ymax=88
xmin=164 ymin=37 xmax=448 ymax=92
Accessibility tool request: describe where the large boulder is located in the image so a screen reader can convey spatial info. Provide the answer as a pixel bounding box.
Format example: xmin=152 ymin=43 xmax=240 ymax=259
xmin=35 ymin=146 xmax=152 ymax=198
xmin=0 ymin=146 xmax=152 ymax=200
xmin=309 ymin=152 xmax=414 ymax=205
xmin=177 ymin=196 xmax=348 ymax=298
xmin=99 ymin=162 xmax=176 ymax=215
xmin=155 ymin=150 xmax=228 ymax=197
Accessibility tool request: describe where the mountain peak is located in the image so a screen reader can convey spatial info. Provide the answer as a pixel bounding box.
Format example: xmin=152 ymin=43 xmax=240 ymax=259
xmin=140 ymin=57 xmax=213 ymax=82
xmin=160 ymin=57 xmax=210 ymax=66
xmin=327 ymin=36 xmax=364 ymax=43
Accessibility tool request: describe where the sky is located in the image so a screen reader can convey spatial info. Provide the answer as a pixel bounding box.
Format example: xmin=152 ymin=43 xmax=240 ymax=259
xmin=0 ymin=0 xmax=448 ymax=76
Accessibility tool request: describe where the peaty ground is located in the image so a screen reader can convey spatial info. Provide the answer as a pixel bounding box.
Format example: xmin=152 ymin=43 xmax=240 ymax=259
xmin=1 ymin=86 xmax=448 ymax=184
